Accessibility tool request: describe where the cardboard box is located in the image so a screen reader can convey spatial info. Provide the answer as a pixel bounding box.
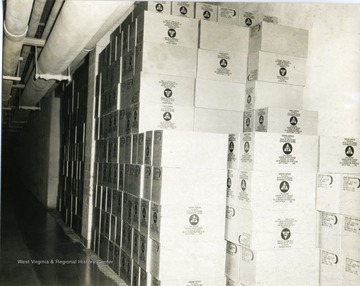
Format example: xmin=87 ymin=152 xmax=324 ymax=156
xmin=319 ymin=136 xmax=360 ymax=174
xmin=195 ymin=78 xmax=245 ymax=111
xmin=135 ymin=42 xmax=197 ymax=77
xmin=152 ymin=130 xmax=228 ymax=169
xmin=227 ymin=134 xmax=241 ymax=170
xmin=120 ymin=250 xmax=133 ymax=285
xmin=249 ymin=22 xmax=308 ymax=58
xmin=150 ymin=239 xmax=226 ymax=280
xmin=125 ymin=135 xmax=133 ymax=164
xmin=197 ymin=49 xmax=247 ymax=83
xmin=343 ymin=254 xmax=360 ymax=285
xmin=132 ymin=228 xmax=140 ymax=264
xmin=317 ymin=173 xmax=360 ymax=217
xmin=138 ymin=233 xmax=152 ymax=271
xmin=119 ymin=137 xmax=126 ymax=164
xmin=151 ymin=167 xmax=226 ymax=205
xmin=132 ymin=134 xmax=138 ymax=164
xmin=137 ymin=133 xmax=145 ymax=165
xmin=133 ymin=1 xmax=171 ymax=18
xmin=239 ymin=132 xmax=319 ymax=172
xmin=226 ymin=207 xmax=317 ymax=250
xmin=239 ymin=10 xmax=257 ymax=27
xmin=121 ymin=13 xmax=133 ymax=53
xmin=171 ymin=2 xmax=195 ymax=18
xmin=199 ymin=20 xmax=248 ymax=53
xmin=320 ymin=249 xmax=343 ymax=286
xmin=195 ymin=3 xmax=218 ymax=22
xmin=143 ymin=166 xmax=152 ymax=201
xmin=247 ymin=108 xmax=318 ymax=135
xmin=132 ymin=72 xmax=195 ymax=107
xmin=107 ymin=138 xmax=119 ymax=163
xmin=238 ymin=170 xmax=316 ymax=211
xmin=149 ymin=202 xmax=226 ymax=244
xmin=238 ymin=246 xmax=319 ymax=286
xmin=136 ymin=11 xmax=199 ymax=48
xmin=121 ymin=222 xmax=133 ymax=258
xmin=130 ymin=103 xmax=194 ymax=134
xmin=139 ymin=198 xmax=150 ymax=235
xmin=258 ymin=14 xmax=278 ymax=24
xmin=144 ymin=131 xmax=153 ymax=166
xmin=132 ymin=164 xmax=144 ymax=197
xmin=140 ymin=267 xmax=151 ymax=286
xmin=132 ymin=262 xmax=140 ymax=286
xmin=194 ymin=108 xmax=243 ymax=134
xmin=130 ymin=195 xmax=140 ymax=231
xmin=247 ymin=51 xmax=307 ymax=86
xmin=121 ymin=49 xmax=135 ymax=82
xmin=318 ymin=211 xmax=360 ymax=257
xmin=151 ymin=276 xmax=226 ymax=286
xmin=225 ymin=241 xmax=242 ymax=282
xmin=245 ymin=80 xmax=303 ymax=111
xmin=227 ymin=169 xmax=239 ymax=208
xmin=217 ymin=6 xmax=239 ymax=25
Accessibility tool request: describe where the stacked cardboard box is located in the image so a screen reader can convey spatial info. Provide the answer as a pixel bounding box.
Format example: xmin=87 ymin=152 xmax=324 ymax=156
xmin=317 ymin=137 xmax=360 ymax=286
xmin=225 ymin=21 xmax=320 ymax=286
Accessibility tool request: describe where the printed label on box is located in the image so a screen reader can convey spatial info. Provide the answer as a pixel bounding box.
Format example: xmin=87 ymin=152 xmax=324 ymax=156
xmin=150 ymin=204 xmax=160 ymax=235
xmin=274 ymin=173 xmax=295 ymax=204
xmin=321 ymin=212 xmax=339 ymax=228
xmin=276 ymin=135 xmax=299 ymax=166
xmin=276 ymin=218 xmax=296 ymax=248
xmin=239 ymin=232 xmax=251 ymax=247
xmin=343 ymin=176 xmax=360 ymax=193
xmin=341 ymin=139 xmax=359 ymax=167
xmin=216 ymin=52 xmax=232 ymax=76
xmin=286 ymin=110 xmax=301 ymax=134
xmin=183 ymin=207 xmax=205 ymax=236
xmin=344 ymin=216 xmax=360 ymax=235
xmin=228 ymin=134 xmax=237 ymax=163
xmin=276 ymin=59 xmax=291 ymax=83
xmin=241 ymin=133 xmax=253 ymax=164
xmin=321 ymin=250 xmax=340 ymax=266
xmin=241 ymin=247 xmax=255 ymax=263
xmin=238 ymin=172 xmax=249 ymax=203
xmin=345 ymin=257 xmax=360 ymax=276
xmin=245 ymin=86 xmax=254 ymax=110
xmin=317 ymin=174 xmax=334 ymax=188
xmin=242 ymin=12 xmax=255 ymax=27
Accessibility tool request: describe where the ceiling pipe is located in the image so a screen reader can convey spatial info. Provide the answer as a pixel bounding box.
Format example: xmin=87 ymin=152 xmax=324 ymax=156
xmin=20 ymin=0 xmax=134 ymax=107
xmin=2 ymin=0 xmax=34 ymax=104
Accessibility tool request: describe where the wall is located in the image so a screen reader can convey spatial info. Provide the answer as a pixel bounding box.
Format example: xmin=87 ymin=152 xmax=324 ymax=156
xmin=219 ymin=2 xmax=360 ymax=137
xmin=17 ymin=93 xmax=60 ymax=208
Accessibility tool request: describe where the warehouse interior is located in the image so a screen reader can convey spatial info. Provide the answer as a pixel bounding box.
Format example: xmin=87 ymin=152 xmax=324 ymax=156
xmin=1 ymin=1 xmax=360 ymax=285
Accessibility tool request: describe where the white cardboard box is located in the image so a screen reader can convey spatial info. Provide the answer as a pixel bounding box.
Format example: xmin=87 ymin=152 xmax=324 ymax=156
xmin=195 ymin=78 xmax=245 ymax=111
xmin=226 ymin=207 xmax=317 ymax=250
xmin=199 ymin=20 xmax=248 ymax=53
xmin=194 ymin=108 xmax=243 ymax=134
xmin=238 ymin=246 xmax=319 ymax=286
xmin=227 ymin=169 xmax=240 ymax=208
xmin=247 ymin=51 xmax=307 ymax=86
xmin=150 ymin=239 xmax=226 ymax=280
xmin=152 ymin=130 xmax=228 ymax=169
xmin=144 ymin=131 xmax=154 ymax=166
xmin=151 ymin=276 xmax=226 ymax=286
xmin=136 ymin=11 xmax=199 ymax=48
xmin=239 ymin=132 xmax=319 ymax=172
xmin=139 ymin=198 xmax=150 ymax=236
xmin=247 ymin=108 xmax=318 ymax=135
xmin=343 ymin=254 xmax=360 ymax=285
xmin=133 ymin=1 xmax=171 ymax=18
xmin=149 ymin=202 xmax=226 ymax=244
xmin=239 ymin=10 xmax=257 ymax=27
xmin=171 ymin=2 xmax=195 ymax=18
xmin=227 ymin=134 xmax=242 ymax=170
xmin=237 ymin=170 xmax=316 ymax=211
xmin=320 ymin=249 xmax=343 ymax=286
xmin=151 ymin=167 xmax=226 ymax=205
xmin=318 ymin=211 xmax=360 ymax=257
xmin=319 ymin=136 xmax=360 ymax=174
xmin=138 ymin=233 xmax=152 ymax=271
xmin=137 ymin=133 xmax=145 ymax=165
xmin=132 ymin=72 xmax=195 ymax=107
xmin=197 ymin=49 xmax=247 ymax=83
xmin=132 ymin=134 xmax=138 ymax=164
xmin=143 ymin=166 xmax=152 ymax=201
xmin=130 ymin=102 xmax=194 ymax=134
xmin=217 ymin=6 xmax=239 ymax=25
xmin=195 ymin=3 xmax=218 ymax=22
xmin=317 ymin=173 xmax=360 ymax=217
xmin=249 ymin=22 xmax=308 ymax=58
xmin=245 ymin=80 xmax=303 ymax=111
xmin=140 ymin=267 xmax=151 ymax=286
xmin=135 ymin=42 xmax=197 ymax=77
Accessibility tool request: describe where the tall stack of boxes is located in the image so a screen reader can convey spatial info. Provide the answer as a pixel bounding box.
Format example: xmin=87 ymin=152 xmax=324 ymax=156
xmin=225 ymin=20 xmax=321 ymax=285
xmin=317 ymin=137 xmax=360 ymax=285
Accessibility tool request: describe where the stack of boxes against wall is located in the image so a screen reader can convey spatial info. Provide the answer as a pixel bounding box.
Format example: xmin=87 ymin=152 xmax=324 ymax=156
xmin=59 ymin=66 xmax=88 ymax=236
xmin=91 ymin=2 xmax=248 ymax=285
xmin=317 ymin=138 xmax=360 ymax=285
xmin=225 ymin=13 xmax=323 ymax=286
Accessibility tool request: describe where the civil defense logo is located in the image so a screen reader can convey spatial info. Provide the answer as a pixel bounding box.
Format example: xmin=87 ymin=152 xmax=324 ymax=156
xmin=281 ymin=228 xmax=291 ymax=240
xmin=259 ymin=115 xmax=264 ymax=125
xmin=245 ymin=18 xmax=252 ymax=26
xmin=279 ymin=67 xmax=287 ymax=76
xmin=203 ymin=10 xmax=211 ymax=19
xmin=152 ymin=212 xmax=158 ymax=224
xmin=163 ymin=112 xmax=172 ymax=121
xmin=163 ymin=88 xmax=172 ymax=98
xmin=155 ymin=3 xmax=164 ymax=12
xmin=280 ymin=181 xmax=290 ymax=193
xmin=241 ymin=179 xmax=247 ymax=191
xmin=229 ymin=141 xmax=234 ymax=153
xmin=220 ymin=59 xmax=228 ymax=68
xmin=244 ymin=141 xmax=250 ymax=153
xmin=189 ymin=214 xmax=200 ymax=226
xmin=290 ymin=116 xmax=298 ymax=126
xmin=167 ymin=28 xmax=176 ymax=38
xmin=283 ymin=143 xmax=293 ymax=155
xmin=345 ymin=146 xmax=354 ymax=157
xmin=180 ymin=6 xmax=188 ymax=15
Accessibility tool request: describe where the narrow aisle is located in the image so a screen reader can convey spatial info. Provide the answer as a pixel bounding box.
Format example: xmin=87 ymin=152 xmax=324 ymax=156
xmin=0 ymin=183 xmax=120 ymax=286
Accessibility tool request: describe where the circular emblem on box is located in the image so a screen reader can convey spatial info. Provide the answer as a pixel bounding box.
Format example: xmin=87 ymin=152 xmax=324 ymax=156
xmin=282 ymin=143 xmax=293 ymax=155
xmin=228 ymin=243 xmax=238 ymax=254
xmin=227 ymin=177 xmax=232 ymax=188
xmin=141 ymin=241 xmax=145 ymax=253
xmin=203 ymin=10 xmax=211 ymax=19
xmin=281 ymin=228 xmax=291 ymax=240
xmin=133 ymin=110 xmax=138 ymax=121
xmin=152 ymin=212 xmax=158 ymax=223
xmin=279 ymin=67 xmax=287 ymax=76
xmin=142 ymin=207 xmax=147 ymax=219
xmin=241 ymin=179 xmax=247 ymax=191
xmin=279 ymin=181 xmax=290 ymax=193
xmin=259 ymin=115 xmax=264 ymax=125
xmin=220 ymin=59 xmax=228 ymax=68
xmin=145 ymin=146 xmax=150 ymax=157
xmin=290 ymin=116 xmax=298 ymax=126
xmin=245 ymin=18 xmax=252 ymax=26
xmin=247 ymin=95 xmax=252 ymax=104
xmin=163 ymin=88 xmax=172 ymax=98
xmin=345 ymin=146 xmax=354 ymax=157
xmin=180 ymin=6 xmax=187 ymax=15
xmin=244 ymin=141 xmax=250 ymax=153
xmin=155 ymin=3 xmax=164 ymax=12
xmin=167 ymin=28 xmax=176 ymax=38
xmin=163 ymin=112 xmax=172 ymax=121
xmin=154 ymin=167 xmax=161 ymax=179
xmin=229 ymin=141 xmax=234 ymax=152
xmin=246 ymin=117 xmax=251 ymax=127
xmin=189 ymin=214 xmax=199 ymax=225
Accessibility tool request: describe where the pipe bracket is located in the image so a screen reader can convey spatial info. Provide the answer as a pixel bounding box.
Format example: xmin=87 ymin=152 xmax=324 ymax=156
xmin=3 ymin=21 xmax=28 ymax=42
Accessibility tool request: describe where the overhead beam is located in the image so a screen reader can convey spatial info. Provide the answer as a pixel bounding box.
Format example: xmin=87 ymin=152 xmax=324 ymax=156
xmin=23 ymin=37 xmax=46 ymax=47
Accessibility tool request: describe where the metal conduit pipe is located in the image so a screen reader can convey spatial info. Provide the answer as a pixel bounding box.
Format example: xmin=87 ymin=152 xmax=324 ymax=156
xmin=2 ymin=0 xmax=34 ymax=103
xmin=20 ymin=1 xmax=134 ymax=107
xmin=19 ymin=0 xmax=47 ymax=76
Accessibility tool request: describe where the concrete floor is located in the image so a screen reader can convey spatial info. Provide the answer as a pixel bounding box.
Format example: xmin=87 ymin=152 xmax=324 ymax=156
xmin=0 ymin=180 xmax=124 ymax=286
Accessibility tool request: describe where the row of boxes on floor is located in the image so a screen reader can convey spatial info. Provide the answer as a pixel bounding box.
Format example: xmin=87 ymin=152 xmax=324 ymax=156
xmin=316 ymin=137 xmax=360 ymax=286
xmin=92 ymin=130 xmax=229 ymax=285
